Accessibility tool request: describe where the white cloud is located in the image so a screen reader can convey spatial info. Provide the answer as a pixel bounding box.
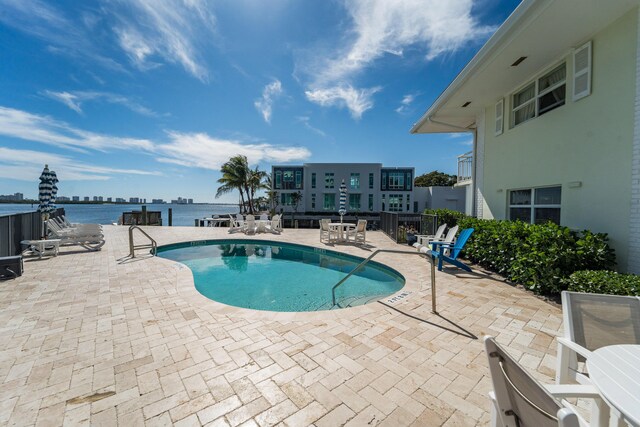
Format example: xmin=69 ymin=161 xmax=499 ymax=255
xmin=155 ymin=132 xmax=311 ymax=170
xmin=302 ymin=0 xmax=494 ymax=118
xmin=0 ymin=106 xmax=154 ymax=152
xmin=0 ymin=147 xmax=158 ymax=181
xmin=254 ymin=80 xmax=283 ymax=124
xmin=305 ymin=85 xmax=381 ymax=120
xmin=113 ymin=0 xmax=216 ymax=81
xmin=395 ymin=93 xmax=416 ymax=114
xmin=296 ymin=116 xmax=326 ymax=137
xmin=43 ymin=90 xmax=161 ymax=117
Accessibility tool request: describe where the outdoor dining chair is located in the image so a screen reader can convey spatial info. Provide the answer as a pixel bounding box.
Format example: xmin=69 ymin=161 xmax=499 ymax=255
xmin=556 ymin=291 xmax=640 ymax=385
xmin=485 ymin=336 xmax=605 ymax=427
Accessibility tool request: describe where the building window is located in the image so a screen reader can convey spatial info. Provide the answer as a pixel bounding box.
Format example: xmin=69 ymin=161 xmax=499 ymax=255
xmin=381 ymin=194 xmax=385 ymax=211
xmin=368 ymin=194 xmax=374 ymax=211
xmin=369 ymin=173 xmax=374 ymax=189
xmin=406 ymin=194 xmax=410 ymax=211
xmin=509 ymin=186 xmax=561 ymax=225
xmin=388 ymin=172 xmax=405 ymax=190
xmin=350 ymin=173 xmax=360 ymax=190
xmin=349 ymin=194 xmax=361 ymax=210
xmin=273 ymin=167 xmax=303 ymax=190
xmin=388 ymin=194 xmax=403 ymax=212
xmin=311 ymin=173 xmax=316 ymax=189
xmin=512 ymin=63 xmax=566 ymax=127
xmin=325 ymin=173 xmax=334 ymax=189
xmin=281 ymin=193 xmax=293 ymax=206
xmin=311 ymin=193 xmax=316 ymax=209
xmin=323 ymin=193 xmax=335 ymax=210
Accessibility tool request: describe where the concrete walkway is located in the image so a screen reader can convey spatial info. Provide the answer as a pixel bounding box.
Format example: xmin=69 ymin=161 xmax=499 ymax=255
xmin=0 ymin=226 xmax=562 ymax=426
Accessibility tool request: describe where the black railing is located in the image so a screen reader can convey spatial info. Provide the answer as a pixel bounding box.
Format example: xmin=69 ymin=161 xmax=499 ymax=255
xmin=0 ymin=208 xmax=65 ymax=257
xmin=380 ymin=212 xmax=439 ymax=243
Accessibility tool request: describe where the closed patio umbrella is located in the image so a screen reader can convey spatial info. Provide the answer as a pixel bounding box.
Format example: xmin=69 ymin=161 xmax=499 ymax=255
xmin=339 ymin=179 xmax=347 ymax=223
xmin=38 ymin=165 xmax=55 ymax=238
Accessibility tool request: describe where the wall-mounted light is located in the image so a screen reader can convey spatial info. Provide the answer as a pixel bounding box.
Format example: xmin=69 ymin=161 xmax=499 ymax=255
xmin=568 ymin=181 xmax=582 ymax=188
xmin=511 ymin=56 xmax=527 ymax=67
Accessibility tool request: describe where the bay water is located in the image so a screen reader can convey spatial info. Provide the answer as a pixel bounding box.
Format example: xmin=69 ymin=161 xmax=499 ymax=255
xmin=0 ymin=203 xmax=238 ymax=226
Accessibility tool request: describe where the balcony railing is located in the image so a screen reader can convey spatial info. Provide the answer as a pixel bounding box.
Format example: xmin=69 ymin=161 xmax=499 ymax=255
xmin=457 ymin=151 xmax=473 ymax=183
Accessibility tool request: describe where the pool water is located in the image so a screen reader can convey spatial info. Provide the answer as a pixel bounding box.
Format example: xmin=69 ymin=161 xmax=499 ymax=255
xmin=157 ymin=240 xmax=405 ymax=312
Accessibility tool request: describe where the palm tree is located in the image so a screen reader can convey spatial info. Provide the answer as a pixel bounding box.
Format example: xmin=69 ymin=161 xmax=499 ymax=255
xmin=263 ymin=173 xmax=278 ymax=214
xmin=247 ymin=166 xmax=267 ymax=214
xmin=216 ymin=155 xmax=250 ymax=213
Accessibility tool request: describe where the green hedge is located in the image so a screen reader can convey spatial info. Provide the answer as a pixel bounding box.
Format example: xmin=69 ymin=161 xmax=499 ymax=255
xmin=423 ymin=208 xmax=467 ymax=228
xmin=565 ymin=270 xmax=640 ymax=296
xmin=457 ymin=217 xmax=616 ymax=295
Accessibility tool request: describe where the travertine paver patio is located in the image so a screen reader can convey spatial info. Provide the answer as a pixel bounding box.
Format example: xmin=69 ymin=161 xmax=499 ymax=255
xmin=0 ymin=226 xmax=563 ymax=426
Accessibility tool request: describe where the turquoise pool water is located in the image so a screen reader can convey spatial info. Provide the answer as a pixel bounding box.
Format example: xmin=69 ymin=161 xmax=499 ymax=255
xmin=157 ymin=240 xmax=405 ymax=312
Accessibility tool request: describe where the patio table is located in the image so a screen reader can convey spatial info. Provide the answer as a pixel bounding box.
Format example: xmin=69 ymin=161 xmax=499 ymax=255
xmin=329 ymin=223 xmax=356 ymax=242
xmin=587 ymin=344 xmax=640 ymax=427
xmin=21 ymin=239 xmax=61 ymax=259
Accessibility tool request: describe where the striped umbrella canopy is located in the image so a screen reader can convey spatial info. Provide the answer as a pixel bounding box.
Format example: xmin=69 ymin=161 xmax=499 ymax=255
xmin=49 ymin=169 xmax=59 ymax=211
xmin=338 ymin=179 xmax=347 ymax=222
xmin=37 ymin=164 xmax=55 ymax=214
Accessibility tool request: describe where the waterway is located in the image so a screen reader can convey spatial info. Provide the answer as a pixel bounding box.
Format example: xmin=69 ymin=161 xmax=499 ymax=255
xmin=0 ymin=203 xmax=238 ymax=226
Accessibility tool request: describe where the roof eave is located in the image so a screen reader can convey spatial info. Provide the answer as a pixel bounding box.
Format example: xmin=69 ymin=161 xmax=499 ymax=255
xmin=410 ymin=0 xmax=541 ymax=134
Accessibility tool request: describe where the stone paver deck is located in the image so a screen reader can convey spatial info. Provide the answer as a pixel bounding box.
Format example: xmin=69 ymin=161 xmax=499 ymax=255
xmin=0 ymin=226 xmax=563 ymax=426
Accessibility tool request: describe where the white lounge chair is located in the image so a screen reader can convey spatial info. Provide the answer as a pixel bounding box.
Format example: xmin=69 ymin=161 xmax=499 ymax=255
xmin=47 ymin=224 xmax=105 ymax=251
xmin=485 ymin=336 xmax=605 ymax=427
xmin=49 ymin=218 xmax=102 ymax=234
xmin=414 ymin=223 xmax=446 ymax=247
xmin=556 ymin=291 xmax=640 ymax=386
xmin=229 ymin=214 xmax=246 ymax=233
xmin=319 ymin=219 xmax=336 ymax=243
xmin=347 ymin=220 xmax=367 ymax=244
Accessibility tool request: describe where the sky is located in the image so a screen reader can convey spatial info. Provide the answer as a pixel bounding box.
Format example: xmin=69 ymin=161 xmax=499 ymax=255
xmin=0 ymin=0 xmax=520 ymax=203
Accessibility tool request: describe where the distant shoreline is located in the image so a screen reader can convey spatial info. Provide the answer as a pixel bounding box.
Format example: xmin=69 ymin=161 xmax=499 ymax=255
xmin=0 ymin=200 xmax=238 ymax=206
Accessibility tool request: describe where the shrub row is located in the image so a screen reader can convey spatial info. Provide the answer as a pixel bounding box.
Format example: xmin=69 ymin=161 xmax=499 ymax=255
xmin=423 ymin=208 xmax=467 ymax=228
xmin=457 ymin=217 xmax=616 ymax=295
xmin=564 ymin=270 xmax=640 ymax=296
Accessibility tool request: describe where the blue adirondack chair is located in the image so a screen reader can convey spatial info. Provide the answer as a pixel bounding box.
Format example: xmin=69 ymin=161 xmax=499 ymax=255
xmin=429 ymin=228 xmax=474 ymax=272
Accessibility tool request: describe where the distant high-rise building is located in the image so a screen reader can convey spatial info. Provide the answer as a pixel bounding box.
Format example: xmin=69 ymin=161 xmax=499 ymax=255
xmin=93 ymin=196 xmax=99 ymax=202
xmin=83 ymin=197 xmax=90 ymax=202
xmin=72 ymin=196 xmax=80 ymax=202
xmin=152 ymin=199 xmax=164 ymax=204
xmin=57 ymin=196 xmax=70 ymax=201
xmin=129 ymin=197 xmax=140 ymax=203
xmin=116 ymin=198 xmax=126 ymax=203
xmin=187 ymin=198 xmax=193 ymax=204
xmin=0 ymin=193 xmax=24 ymax=201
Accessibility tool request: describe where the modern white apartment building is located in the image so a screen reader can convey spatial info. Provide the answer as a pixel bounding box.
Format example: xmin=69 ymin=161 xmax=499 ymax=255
xmin=272 ymin=163 xmax=418 ymax=214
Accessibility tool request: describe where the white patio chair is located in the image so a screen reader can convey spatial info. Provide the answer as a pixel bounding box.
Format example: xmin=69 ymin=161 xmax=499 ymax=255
xmin=259 ymin=213 xmax=269 ymax=221
xmin=556 ymin=291 xmax=640 ymax=386
xmin=320 ymin=219 xmax=336 ymax=243
xmin=266 ymin=214 xmax=281 ymax=234
xmin=49 ymin=218 xmax=102 ymax=234
xmin=244 ymin=215 xmax=257 ymax=234
xmin=347 ymin=220 xmax=367 ymax=244
xmin=414 ymin=225 xmax=458 ymax=256
xmin=485 ymin=336 xmax=605 ymax=427
xmin=414 ymin=223 xmax=447 ymax=247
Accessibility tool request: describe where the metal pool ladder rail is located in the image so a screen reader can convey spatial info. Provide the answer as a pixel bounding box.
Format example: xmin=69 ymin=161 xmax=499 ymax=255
xmin=331 ymin=249 xmax=437 ymax=313
xmin=128 ymin=225 xmax=157 ymax=258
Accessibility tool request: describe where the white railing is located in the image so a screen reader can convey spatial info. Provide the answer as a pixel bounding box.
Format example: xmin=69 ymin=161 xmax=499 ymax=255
xmin=457 ymin=151 xmax=473 ymax=183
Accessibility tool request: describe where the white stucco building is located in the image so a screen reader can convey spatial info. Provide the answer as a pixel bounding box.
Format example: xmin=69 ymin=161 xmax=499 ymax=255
xmin=412 ymin=0 xmax=640 ymax=272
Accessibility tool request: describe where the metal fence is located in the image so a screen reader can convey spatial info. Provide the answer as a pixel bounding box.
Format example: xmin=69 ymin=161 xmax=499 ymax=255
xmin=0 ymin=208 xmax=65 ymax=257
xmin=380 ymin=212 xmax=439 ymax=243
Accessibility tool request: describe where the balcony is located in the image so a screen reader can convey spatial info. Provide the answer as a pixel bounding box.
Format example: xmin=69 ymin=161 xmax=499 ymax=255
xmin=457 ymin=151 xmax=473 ymax=184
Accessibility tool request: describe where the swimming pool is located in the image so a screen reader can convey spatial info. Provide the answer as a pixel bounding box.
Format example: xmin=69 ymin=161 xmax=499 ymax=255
xmin=157 ymin=239 xmax=405 ymax=312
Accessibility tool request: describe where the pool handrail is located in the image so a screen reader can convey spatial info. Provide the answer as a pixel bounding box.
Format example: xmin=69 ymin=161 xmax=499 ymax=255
xmin=331 ymin=249 xmax=437 ymax=313
xmin=128 ymin=225 xmax=157 ymax=258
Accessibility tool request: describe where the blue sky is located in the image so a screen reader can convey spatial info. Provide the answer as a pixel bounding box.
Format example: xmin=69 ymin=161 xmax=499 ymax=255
xmin=0 ymin=0 xmax=520 ymax=203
